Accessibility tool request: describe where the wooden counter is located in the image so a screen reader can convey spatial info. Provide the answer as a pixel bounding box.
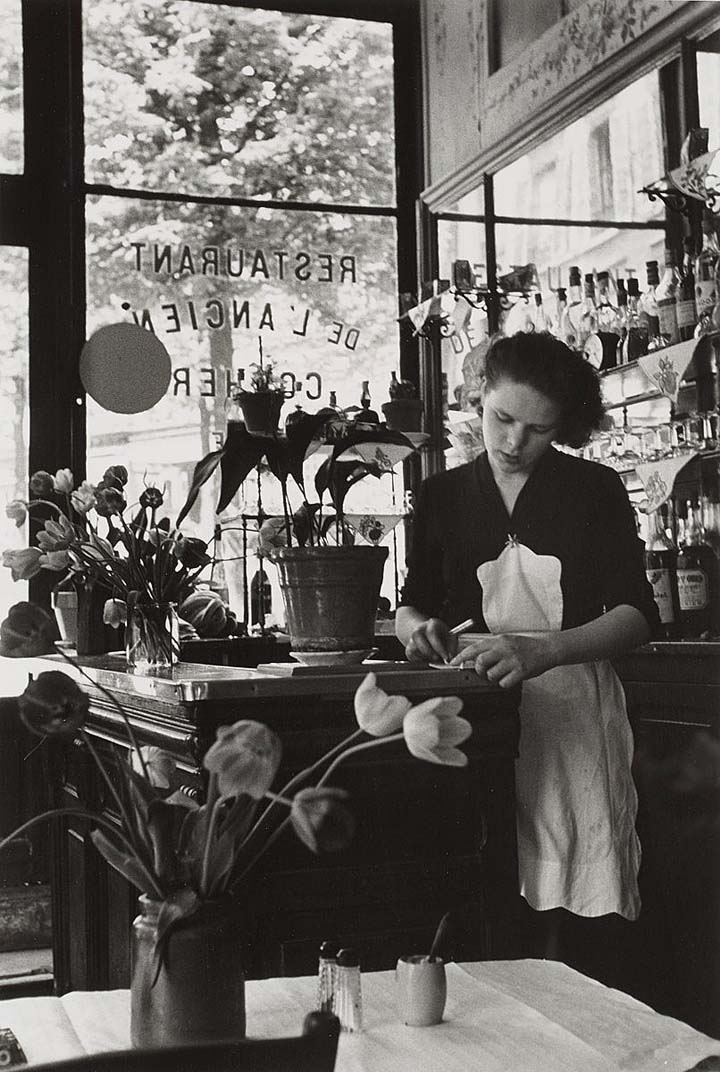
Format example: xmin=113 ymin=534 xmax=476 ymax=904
xmin=33 ymin=656 xmax=521 ymax=994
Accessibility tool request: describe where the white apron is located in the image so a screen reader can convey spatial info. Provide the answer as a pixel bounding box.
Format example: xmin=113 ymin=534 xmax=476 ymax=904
xmin=477 ymin=538 xmax=641 ymax=920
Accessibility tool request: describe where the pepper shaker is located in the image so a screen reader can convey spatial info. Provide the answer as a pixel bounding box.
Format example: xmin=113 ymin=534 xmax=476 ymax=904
xmin=317 ymin=940 xmax=338 ymax=1014
xmin=333 ymin=947 xmax=363 ymax=1033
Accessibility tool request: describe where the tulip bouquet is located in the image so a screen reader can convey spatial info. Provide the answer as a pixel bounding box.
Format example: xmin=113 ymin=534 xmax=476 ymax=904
xmin=0 ymin=602 xmax=470 ymax=966
xmin=3 ymin=465 xmax=224 ymax=663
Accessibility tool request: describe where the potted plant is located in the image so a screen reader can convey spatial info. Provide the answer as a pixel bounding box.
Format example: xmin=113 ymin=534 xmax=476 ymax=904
xmin=234 ymin=358 xmax=287 ymax=435
xmin=177 ymin=409 xmax=417 ymax=655
xmin=382 ymin=374 xmax=424 ymax=432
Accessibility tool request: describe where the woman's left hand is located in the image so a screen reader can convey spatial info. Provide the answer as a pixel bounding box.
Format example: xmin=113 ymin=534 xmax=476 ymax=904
xmin=447 ymin=633 xmax=558 ymax=688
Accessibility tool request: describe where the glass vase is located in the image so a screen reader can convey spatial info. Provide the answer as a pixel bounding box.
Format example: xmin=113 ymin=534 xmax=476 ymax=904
xmin=125 ymin=601 xmax=180 ymax=674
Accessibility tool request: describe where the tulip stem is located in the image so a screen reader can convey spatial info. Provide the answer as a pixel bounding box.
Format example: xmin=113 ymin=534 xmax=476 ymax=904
xmin=231 ymin=814 xmax=292 ymax=890
xmin=199 ymin=777 xmax=221 ymax=898
xmin=263 ymin=790 xmax=293 ymax=807
xmin=79 ymin=729 xmax=151 ymax=867
xmin=317 ymin=734 xmax=404 ymax=788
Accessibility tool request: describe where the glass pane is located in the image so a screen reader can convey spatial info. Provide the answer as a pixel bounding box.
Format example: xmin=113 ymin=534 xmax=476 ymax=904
xmin=0 ymin=0 xmax=23 ymax=173
xmin=494 ymin=222 xmax=667 ymax=291
xmin=697 ymin=50 xmax=720 ymax=151
xmin=85 ymin=197 xmax=405 ymax=617
xmin=83 ymin=0 xmax=396 ymax=206
xmin=494 ymin=70 xmax=665 ymax=223
xmin=0 ymin=247 xmax=29 ymax=629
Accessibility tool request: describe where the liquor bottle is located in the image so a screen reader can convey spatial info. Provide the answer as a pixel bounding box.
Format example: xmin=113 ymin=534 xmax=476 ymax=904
xmin=644 ymin=507 xmax=681 ymax=639
xmin=388 ymin=371 xmax=400 ymax=399
xmin=615 ymin=279 xmax=628 ymax=365
xmin=655 ymin=247 xmax=681 ymax=346
xmin=250 ymin=565 xmax=272 ymax=626
xmin=328 ymin=389 xmax=343 ymax=412
xmin=530 ymin=291 xmax=552 ymax=332
xmin=694 ymin=210 xmax=719 ymax=336
xmin=595 ymin=270 xmax=620 ymax=370
xmin=639 ymin=260 xmax=662 ymax=350
xmin=358 ymin=380 xmax=380 ymax=423
xmin=564 ymin=266 xmax=584 ymax=348
xmin=552 ymin=286 xmax=568 ymax=340
xmin=676 ymin=500 xmax=716 ymax=637
xmin=580 ymin=273 xmax=603 ymax=367
xmin=622 ymin=277 xmax=649 ymax=362
xmin=676 ymin=237 xmax=698 ymax=341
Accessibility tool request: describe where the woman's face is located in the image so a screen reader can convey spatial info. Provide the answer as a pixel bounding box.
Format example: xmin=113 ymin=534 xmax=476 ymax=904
xmin=481 ymin=377 xmax=561 ymax=479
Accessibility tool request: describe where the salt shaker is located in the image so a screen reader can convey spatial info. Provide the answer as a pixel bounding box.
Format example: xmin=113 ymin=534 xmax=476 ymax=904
xmin=317 ymin=940 xmax=338 ymax=1014
xmin=333 ymin=947 xmax=363 ymax=1032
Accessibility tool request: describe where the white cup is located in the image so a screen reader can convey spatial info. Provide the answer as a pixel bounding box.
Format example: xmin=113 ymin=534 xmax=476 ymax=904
xmin=395 ymin=956 xmax=446 ymax=1027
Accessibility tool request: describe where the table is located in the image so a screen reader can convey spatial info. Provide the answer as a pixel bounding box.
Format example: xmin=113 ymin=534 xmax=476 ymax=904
xmin=1 ymin=960 xmax=718 ymax=1071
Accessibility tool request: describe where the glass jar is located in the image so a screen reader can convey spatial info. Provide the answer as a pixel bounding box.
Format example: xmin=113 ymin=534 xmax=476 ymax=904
xmin=125 ymin=601 xmax=179 ymax=674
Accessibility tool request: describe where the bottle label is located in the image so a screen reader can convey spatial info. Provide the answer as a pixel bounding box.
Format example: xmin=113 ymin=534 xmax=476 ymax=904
xmin=676 ymin=298 xmax=697 ymax=329
xmin=646 ymin=568 xmax=676 ymax=623
xmin=677 ymin=567 xmax=710 ymax=610
xmin=696 ymin=279 xmax=716 ymax=315
xmin=657 ymin=299 xmax=679 ymax=343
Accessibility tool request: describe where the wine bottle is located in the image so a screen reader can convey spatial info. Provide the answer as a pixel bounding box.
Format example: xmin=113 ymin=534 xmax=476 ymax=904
xmin=694 ymin=210 xmax=719 ymax=337
xmin=250 ymin=566 xmax=273 ymax=626
xmin=676 ymin=236 xmax=698 ymax=341
xmin=676 ymin=500 xmax=715 ymax=637
xmin=644 ymin=507 xmax=681 ymax=639
xmin=581 ymin=273 xmax=603 ymax=368
xmin=615 ymin=279 xmax=628 ymax=365
xmin=639 ymin=260 xmax=662 ymax=350
xmin=655 ymin=247 xmax=681 ymax=346
xmin=358 ymin=380 xmax=380 ymax=423
xmin=622 ymin=277 xmax=649 ymax=362
xmin=564 ymin=266 xmax=584 ymax=349
xmin=595 ymin=270 xmax=620 ymax=370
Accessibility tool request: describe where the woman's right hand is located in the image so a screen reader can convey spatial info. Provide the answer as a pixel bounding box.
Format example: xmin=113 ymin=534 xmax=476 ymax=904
xmin=404 ymin=617 xmax=457 ymax=663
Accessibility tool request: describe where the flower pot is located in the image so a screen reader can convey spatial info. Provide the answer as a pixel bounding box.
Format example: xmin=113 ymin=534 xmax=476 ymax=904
xmin=130 ymin=896 xmax=247 ymax=1047
xmin=235 ymin=390 xmax=284 ymax=435
xmin=381 ymin=399 xmax=423 ymax=432
xmin=270 ymin=545 xmax=388 ymax=652
xmin=125 ymin=602 xmax=180 ymax=674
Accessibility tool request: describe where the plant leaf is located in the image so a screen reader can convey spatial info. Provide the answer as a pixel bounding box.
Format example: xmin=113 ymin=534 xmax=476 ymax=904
xmin=90 ymin=828 xmax=160 ymax=895
xmin=216 ymin=425 xmax=270 ymax=515
xmin=176 ymin=448 xmax=225 ymax=528
xmin=152 ymin=887 xmax=202 ymax=984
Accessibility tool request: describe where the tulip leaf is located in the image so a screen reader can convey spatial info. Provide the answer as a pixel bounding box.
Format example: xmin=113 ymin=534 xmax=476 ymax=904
xmin=90 ymin=828 xmax=160 ymax=896
xmin=176 ymin=448 xmax=225 ymax=528
xmin=152 ymin=887 xmax=202 ymax=984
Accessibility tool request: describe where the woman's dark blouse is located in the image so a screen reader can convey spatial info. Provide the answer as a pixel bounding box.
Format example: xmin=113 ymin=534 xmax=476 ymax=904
xmin=401 ymin=448 xmax=659 ymax=633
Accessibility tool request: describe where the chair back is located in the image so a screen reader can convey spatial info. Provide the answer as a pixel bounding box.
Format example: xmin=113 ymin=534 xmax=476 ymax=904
xmin=27 ymin=1010 xmax=340 ymax=1072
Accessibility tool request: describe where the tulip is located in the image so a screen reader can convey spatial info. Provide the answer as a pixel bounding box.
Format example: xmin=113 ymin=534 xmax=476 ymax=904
xmin=2 ymin=547 xmax=44 ymax=581
xmin=71 ymin=480 xmax=97 ymax=514
xmin=103 ymin=598 xmax=127 ymax=628
xmin=6 ymin=500 xmax=27 ymax=527
xmin=203 ymin=720 xmax=281 ymax=800
xmin=103 ymin=465 xmax=129 ymax=489
xmin=94 ymin=487 xmax=126 ymax=517
xmin=139 ymin=485 xmax=164 ymax=509
xmin=131 ymin=745 xmax=176 ymax=789
xmin=36 ymin=514 xmax=75 ymax=551
xmin=29 ymin=470 xmax=54 ymax=496
xmin=403 ymin=697 xmax=471 ymax=767
xmin=53 ymin=468 xmax=74 ymax=494
xmin=0 ymin=601 xmax=60 ymax=657
xmin=354 ymin=671 xmax=411 ymax=736
xmin=18 ymin=670 xmax=89 ymax=738
xmin=173 ymin=535 xmax=211 ymax=569
xmin=290 ymin=787 xmax=355 ymax=853
xmin=39 ymin=550 xmax=71 ymax=571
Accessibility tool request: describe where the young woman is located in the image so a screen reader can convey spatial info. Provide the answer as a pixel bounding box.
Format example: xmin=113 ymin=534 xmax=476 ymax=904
xmin=396 ymin=331 xmax=659 ymax=980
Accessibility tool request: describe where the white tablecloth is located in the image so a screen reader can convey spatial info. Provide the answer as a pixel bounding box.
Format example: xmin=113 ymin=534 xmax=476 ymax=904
xmin=1 ymin=960 xmax=718 ymax=1071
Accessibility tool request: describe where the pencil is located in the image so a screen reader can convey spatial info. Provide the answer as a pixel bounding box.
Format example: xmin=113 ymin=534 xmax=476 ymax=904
xmin=449 ymin=618 xmax=475 ymax=636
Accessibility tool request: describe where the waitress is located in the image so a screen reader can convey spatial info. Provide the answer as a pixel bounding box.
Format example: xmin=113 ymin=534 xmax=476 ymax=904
xmin=396 ymin=331 xmax=659 ymax=980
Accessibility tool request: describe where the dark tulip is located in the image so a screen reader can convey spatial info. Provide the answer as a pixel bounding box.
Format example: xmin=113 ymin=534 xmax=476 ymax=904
xmin=290 ymin=787 xmax=355 ymax=853
xmin=173 ymin=535 xmax=211 ymax=568
xmin=29 ymin=470 xmax=54 ymax=496
xmin=0 ymin=602 xmax=60 ymax=657
xmin=19 ymin=670 xmax=89 ymax=738
xmin=94 ymin=486 xmax=126 ymax=517
xmin=103 ymin=465 xmax=129 ymax=488
xmin=139 ymin=486 xmax=164 ymax=510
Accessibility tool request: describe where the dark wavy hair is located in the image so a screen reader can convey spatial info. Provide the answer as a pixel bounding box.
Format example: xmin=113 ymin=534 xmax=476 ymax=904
xmin=483 ymin=331 xmax=605 ymax=448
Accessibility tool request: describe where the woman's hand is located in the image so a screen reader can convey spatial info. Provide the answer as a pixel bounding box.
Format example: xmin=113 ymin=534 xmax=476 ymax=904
xmin=448 ymin=633 xmax=558 ymax=688
xmin=404 ymin=617 xmax=457 ymax=664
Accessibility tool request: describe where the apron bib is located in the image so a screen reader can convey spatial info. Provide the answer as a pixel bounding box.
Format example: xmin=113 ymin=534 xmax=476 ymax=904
xmin=477 ymin=538 xmax=640 ymax=920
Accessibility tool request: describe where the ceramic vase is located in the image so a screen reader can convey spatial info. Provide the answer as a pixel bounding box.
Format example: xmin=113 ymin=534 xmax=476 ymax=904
xmin=130 ymin=896 xmax=247 ymax=1047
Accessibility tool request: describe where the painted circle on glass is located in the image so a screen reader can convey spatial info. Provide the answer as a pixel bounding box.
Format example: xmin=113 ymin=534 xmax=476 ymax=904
xmin=79 ymin=323 xmax=171 ymax=414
